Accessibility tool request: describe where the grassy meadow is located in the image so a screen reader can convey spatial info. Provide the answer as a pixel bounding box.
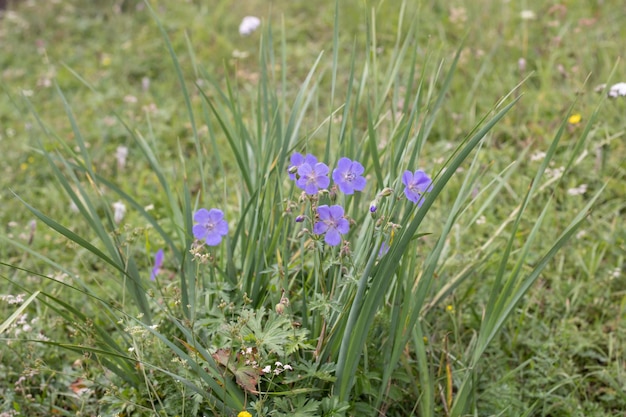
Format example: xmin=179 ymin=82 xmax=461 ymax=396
xmin=1 ymin=0 xmax=625 ymax=416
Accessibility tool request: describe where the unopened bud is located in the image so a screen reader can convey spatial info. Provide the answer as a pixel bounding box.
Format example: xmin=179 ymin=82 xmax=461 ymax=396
xmin=328 ymin=186 xmax=337 ymax=203
xmin=295 ymin=215 xmax=305 ymax=223
xmin=275 ymin=303 xmax=286 ymax=315
xmin=369 ymin=201 xmax=377 ymax=214
xmin=379 ymin=187 xmax=394 ymax=197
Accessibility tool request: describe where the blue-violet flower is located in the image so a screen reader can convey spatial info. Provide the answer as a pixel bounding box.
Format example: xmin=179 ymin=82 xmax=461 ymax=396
xmin=151 ymin=249 xmax=164 ymax=281
xmin=332 ymin=157 xmax=366 ymax=195
xmin=193 ymin=208 xmax=229 ymax=245
xmin=402 ymin=170 xmax=433 ymax=206
xmin=288 ymin=152 xmax=318 ymax=180
xmin=313 ymin=204 xmax=350 ymax=246
xmin=296 ymin=162 xmax=330 ymax=195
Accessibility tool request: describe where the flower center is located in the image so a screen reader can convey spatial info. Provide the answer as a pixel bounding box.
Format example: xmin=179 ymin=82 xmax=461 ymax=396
xmin=325 ymin=218 xmax=339 ymax=229
xmin=344 ymin=172 xmax=356 ymax=182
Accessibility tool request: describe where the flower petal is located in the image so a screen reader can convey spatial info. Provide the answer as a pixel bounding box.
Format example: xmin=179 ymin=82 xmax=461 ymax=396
xmin=403 ymin=187 xmax=419 ymax=203
xmin=205 ymin=232 xmax=223 ymax=246
xmin=313 ymin=221 xmax=329 ymax=235
xmin=352 ymin=176 xmax=367 ymax=192
xmin=194 ymin=208 xmax=210 ymax=224
xmin=328 ymin=205 xmax=345 ymax=219
xmin=215 ymin=219 xmax=229 ymax=236
xmin=351 ymin=161 xmax=364 ymax=175
xmin=192 ymin=224 xmax=207 ymax=240
xmin=336 ymin=218 xmax=350 ymax=234
xmin=154 ymin=249 xmax=164 ymax=268
xmin=402 ymin=170 xmax=413 ymax=188
xmin=317 ymin=205 xmax=331 ymax=220
xmin=207 ymin=208 xmax=224 ymax=223
xmin=313 ymin=162 xmax=329 ymax=176
xmin=324 ymin=229 xmax=342 ymax=246
xmin=315 ymin=175 xmax=330 ymax=189
xmin=304 ymin=154 xmax=318 ymax=166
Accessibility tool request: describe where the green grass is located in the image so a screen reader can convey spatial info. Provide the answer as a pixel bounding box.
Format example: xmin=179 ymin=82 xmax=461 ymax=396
xmin=1 ymin=0 xmax=625 ymax=416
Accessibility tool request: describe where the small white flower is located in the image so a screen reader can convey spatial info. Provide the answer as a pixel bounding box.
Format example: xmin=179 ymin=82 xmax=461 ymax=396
xmin=245 ymin=347 xmax=253 ymax=354
xmin=520 ymin=10 xmax=536 ymax=20
xmin=113 ymin=201 xmax=126 ymax=224
xmin=123 ymin=95 xmax=138 ymax=103
xmin=274 ymin=361 xmax=283 ymax=367
xmin=608 ymin=82 xmax=626 ymax=98
xmin=232 ymin=49 xmax=250 ymax=59
xmin=567 ymin=184 xmax=587 ymax=196
xmin=239 ymin=16 xmax=261 ymax=36
xmin=115 ymin=146 xmax=128 ymax=169
xmin=476 ymin=215 xmax=486 ymax=225
xmin=530 ymin=151 xmax=546 ymax=161
xmin=611 ymin=267 xmax=621 ymax=278
xmin=262 ymin=365 xmax=271 ymax=374
xmin=576 ymin=230 xmax=587 ymax=239
xmin=283 ymin=364 xmax=293 ymax=371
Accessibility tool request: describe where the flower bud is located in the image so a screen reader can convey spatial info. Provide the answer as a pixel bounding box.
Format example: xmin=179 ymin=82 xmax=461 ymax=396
xmin=275 ymin=303 xmax=285 ymax=315
xmin=379 ymin=187 xmax=394 ymax=197
xmin=295 ymin=215 xmax=305 ymax=223
xmin=328 ymin=186 xmax=337 ymax=203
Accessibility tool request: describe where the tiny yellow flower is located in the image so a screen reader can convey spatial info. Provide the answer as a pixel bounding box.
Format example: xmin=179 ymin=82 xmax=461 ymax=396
xmin=20 ymin=162 xmax=28 ymax=171
xmin=238 ymin=412 xmax=252 ymax=417
xmin=100 ymin=53 xmax=111 ymax=67
xmin=446 ymin=304 xmax=454 ymax=313
xmin=568 ymin=113 xmax=582 ymax=125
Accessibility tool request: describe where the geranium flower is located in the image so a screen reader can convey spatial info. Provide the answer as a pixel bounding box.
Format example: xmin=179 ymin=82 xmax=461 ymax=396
xmin=313 ymin=205 xmax=350 ymax=246
xmin=193 ymin=208 xmax=228 ymax=245
xmin=296 ymin=162 xmax=330 ymax=195
xmin=288 ymin=152 xmax=318 ymax=180
xmin=150 ymin=249 xmax=163 ymax=281
xmin=402 ymin=170 xmax=433 ymax=206
xmin=332 ymin=157 xmax=366 ymax=194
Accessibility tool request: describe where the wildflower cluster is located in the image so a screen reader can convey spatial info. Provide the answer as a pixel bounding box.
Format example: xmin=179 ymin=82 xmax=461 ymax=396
xmin=287 ymin=152 xmax=368 ymax=246
xmin=147 ymin=153 xmax=432 ymax=278
xmin=287 ymin=152 xmax=432 ymax=248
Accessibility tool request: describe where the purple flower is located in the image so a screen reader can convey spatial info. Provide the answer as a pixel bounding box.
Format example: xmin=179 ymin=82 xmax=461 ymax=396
xmin=378 ymin=241 xmax=390 ymax=258
xmin=402 ymin=170 xmax=433 ymax=206
xmin=150 ymin=249 xmax=164 ymax=281
xmin=296 ymin=162 xmax=330 ymax=195
xmin=288 ymin=152 xmax=318 ymax=180
xmin=332 ymin=157 xmax=366 ymax=195
xmin=313 ymin=205 xmax=350 ymax=246
xmin=193 ymin=208 xmax=229 ymax=245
